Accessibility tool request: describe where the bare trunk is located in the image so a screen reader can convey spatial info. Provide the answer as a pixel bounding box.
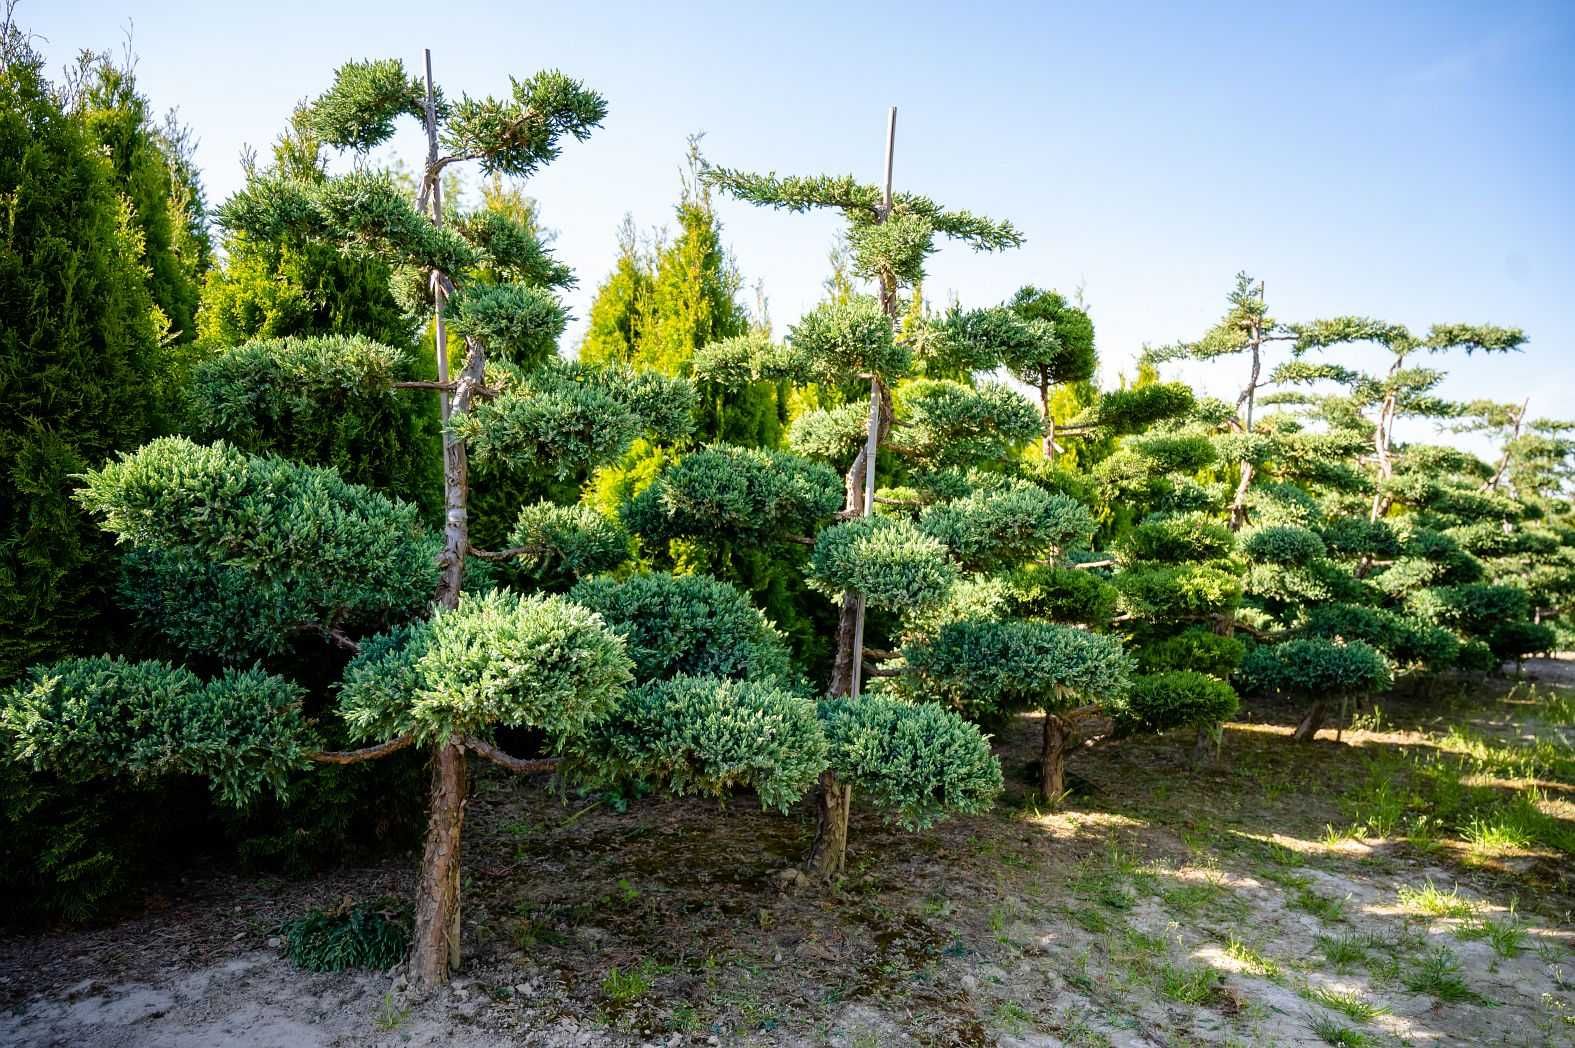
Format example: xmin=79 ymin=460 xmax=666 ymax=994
xmin=809 ymin=109 xmax=897 ymax=880
xmin=1040 ymin=376 xmax=1055 ymax=461
xmin=1228 ymin=460 xmax=1255 ymax=532
xmin=807 ymin=772 xmax=852 ymax=880
xmin=1292 ymin=701 xmax=1327 ymax=743
xmin=410 ymin=51 xmax=475 ymax=987
xmin=409 ymin=741 xmax=467 ymax=985
xmin=1040 ymin=712 xmax=1069 ymax=802
xmin=1191 ymin=725 xmax=1219 ymax=767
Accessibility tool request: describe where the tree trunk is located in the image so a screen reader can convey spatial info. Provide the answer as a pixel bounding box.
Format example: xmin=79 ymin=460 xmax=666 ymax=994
xmin=1191 ymin=725 xmax=1219 ymax=767
xmin=409 ymin=741 xmax=468 ymax=986
xmin=1040 ymin=376 xmax=1055 ymax=461
xmin=1292 ymin=701 xmax=1327 ymax=743
xmin=1041 ymin=712 xmax=1069 ymax=801
xmin=807 ymin=771 xmax=852 ymax=880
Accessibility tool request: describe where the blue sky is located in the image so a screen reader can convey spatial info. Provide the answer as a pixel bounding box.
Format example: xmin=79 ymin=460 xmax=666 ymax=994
xmin=29 ymin=1 xmax=1575 ymax=447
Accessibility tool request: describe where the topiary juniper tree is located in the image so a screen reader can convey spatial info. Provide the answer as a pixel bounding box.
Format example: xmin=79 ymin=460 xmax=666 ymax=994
xmin=0 ymin=53 xmax=713 ymax=992
xmin=698 ymin=113 xmax=1023 ymax=875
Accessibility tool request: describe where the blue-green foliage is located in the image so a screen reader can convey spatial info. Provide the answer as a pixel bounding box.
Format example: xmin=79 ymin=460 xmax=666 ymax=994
xmin=809 ymin=515 xmax=957 ymax=610
xmin=623 ymin=445 xmax=842 ymax=546
xmin=77 ymin=438 xmax=435 ymax=660
xmin=902 ymin=619 xmax=1131 ymax=720
xmin=586 ymin=674 xmax=825 ymax=811
xmin=919 ymin=480 xmax=1095 ymax=571
xmin=568 ymin=572 xmax=792 ymax=684
xmin=1235 ymin=638 xmax=1392 ymax=699
xmin=894 ymin=379 xmax=1042 ymax=467
xmin=818 ymin=696 xmax=1002 ymax=830
xmin=1301 ymin=602 xmax=1459 ymax=670
xmin=1242 ymin=525 xmax=1327 ymax=567
xmin=499 ymin=501 xmax=629 ymax=589
xmin=1108 ymin=671 xmax=1239 ymax=734
xmin=1 ymin=657 xmax=312 ymax=807
xmin=1118 ymin=512 xmax=1235 ymax=565
xmin=788 ymin=296 xmax=909 ymax=380
xmin=336 ymin=590 xmax=632 ymax=744
xmin=446 ymin=282 xmax=567 ymax=369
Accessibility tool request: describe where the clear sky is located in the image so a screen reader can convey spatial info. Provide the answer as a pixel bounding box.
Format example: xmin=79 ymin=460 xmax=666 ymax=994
xmin=28 ymin=0 xmax=1575 ymax=447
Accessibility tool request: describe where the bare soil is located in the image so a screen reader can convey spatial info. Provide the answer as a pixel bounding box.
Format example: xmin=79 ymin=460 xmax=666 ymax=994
xmin=3 ymin=664 xmax=1573 ymax=1047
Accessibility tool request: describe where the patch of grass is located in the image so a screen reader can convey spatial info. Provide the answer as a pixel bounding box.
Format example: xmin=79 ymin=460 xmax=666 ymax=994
xmin=1455 ymin=915 xmax=1527 ymax=958
xmin=993 ymin=1001 xmax=1033 ymax=1034
xmin=602 ymin=958 xmax=669 ymax=1003
xmin=282 ymin=898 xmax=410 ymax=972
xmin=1315 ymin=933 xmax=1368 ymax=971
xmin=1308 ymin=1015 xmax=1376 ymax=1047
xmin=1403 ymin=946 xmax=1489 ymax=1004
xmin=1157 ymin=962 xmax=1222 ymax=1006
xmin=1225 ymin=935 xmax=1281 ymax=979
xmin=1300 ymin=984 xmax=1387 ymax=1022
xmin=373 ymin=992 xmax=411 ymax=1032
xmin=1396 ymin=879 xmax=1476 ymax=919
xmin=1292 ymin=887 xmax=1346 ymax=923
xmin=1161 ymin=879 xmax=1225 ymax=916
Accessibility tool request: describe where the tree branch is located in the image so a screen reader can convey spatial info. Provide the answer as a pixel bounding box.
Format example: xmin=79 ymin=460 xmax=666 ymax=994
xmin=308 ymin=734 xmax=415 ymax=765
xmin=461 ymin=736 xmax=561 ymax=775
xmin=468 ymin=545 xmax=535 ymax=561
xmin=1071 ymin=559 xmax=1115 ymax=570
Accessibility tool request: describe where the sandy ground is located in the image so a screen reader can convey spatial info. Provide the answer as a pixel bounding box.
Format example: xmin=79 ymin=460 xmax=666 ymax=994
xmin=2 ymin=663 xmax=1573 ymax=1047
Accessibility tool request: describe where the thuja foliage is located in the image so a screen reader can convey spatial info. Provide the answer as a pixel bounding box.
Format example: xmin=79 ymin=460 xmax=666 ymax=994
xmin=0 ymin=44 xmax=165 ymax=678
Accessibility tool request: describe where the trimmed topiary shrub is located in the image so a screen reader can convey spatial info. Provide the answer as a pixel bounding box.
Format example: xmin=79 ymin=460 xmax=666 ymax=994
xmin=568 ymin=572 xmax=792 ymax=685
xmin=817 ymin=696 xmax=1002 ymax=830
xmin=1109 ymin=671 xmax=1239 ymax=735
xmin=585 ymin=674 xmax=825 ymax=811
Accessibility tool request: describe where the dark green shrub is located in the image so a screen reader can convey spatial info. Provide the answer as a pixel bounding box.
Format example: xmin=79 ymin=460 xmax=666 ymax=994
xmin=283 ymin=899 xmax=411 ymax=972
xmin=1133 ymin=627 xmax=1246 ymax=677
xmin=0 ymin=53 xmax=166 ymax=679
xmin=585 ymin=675 xmax=825 ymax=811
xmin=183 ymin=335 xmax=440 ymax=516
xmin=1488 ymin=620 xmax=1556 ymax=663
xmin=568 ymin=572 xmax=792 ymax=684
xmin=1243 ymin=525 xmax=1326 ymax=567
xmin=902 ymin=619 xmax=1131 ymax=721
xmin=1119 ymin=512 xmax=1235 ymax=565
xmin=1109 ymin=671 xmax=1239 ymax=734
xmin=500 ymin=501 xmax=629 ymax=589
xmin=818 ymin=696 xmax=1002 ymax=830
xmin=1235 ymin=638 xmax=1391 ymax=700
xmin=1002 ymin=565 xmax=1118 ymax=625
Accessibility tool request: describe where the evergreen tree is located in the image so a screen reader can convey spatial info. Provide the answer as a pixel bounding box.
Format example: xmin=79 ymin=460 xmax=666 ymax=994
xmin=0 ymin=30 xmax=163 ymax=679
xmin=65 ymin=46 xmax=211 ymax=347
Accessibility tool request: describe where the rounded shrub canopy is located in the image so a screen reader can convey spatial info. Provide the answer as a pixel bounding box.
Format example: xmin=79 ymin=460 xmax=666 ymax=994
xmin=623 ymin=445 xmax=843 ymax=546
xmin=76 ymin=437 xmax=436 ymax=660
xmin=818 ymin=695 xmax=1002 ymax=830
xmin=1118 ymin=512 xmax=1236 ymax=565
xmin=1113 ymin=563 xmax=1243 ymax=621
xmin=1107 ymin=671 xmax=1239 ymax=735
xmin=894 ymin=379 xmax=1042 ymax=468
xmin=584 ymin=674 xmax=826 ymax=812
xmin=567 ymin=572 xmax=792 ymax=684
xmin=336 ymin=590 xmax=633 ymax=745
xmin=2 ymin=657 xmax=312 ymax=807
xmin=502 ymin=501 xmax=629 ymax=589
xmin=809 ymin=514 xmax=957 ymax=611
xmin=1235 ymin=637 xmax=1391 ymax=701
xmin=1132 ymin=627 xmax=1246 ymax=678
xmin=1242 ymin=525 xmax=1327 ymax=567
xmin=787 ymin=296 xmax=909 ymax=380
xmin=919 ymin=480 xmax=1095 ymax=572
xmin=902 ymin=619 xmax=1132 ymax=721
